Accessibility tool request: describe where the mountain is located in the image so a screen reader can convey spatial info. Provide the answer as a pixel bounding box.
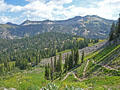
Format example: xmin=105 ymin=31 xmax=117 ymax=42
xmin=0 ymin=15 xmax=114 ymax=39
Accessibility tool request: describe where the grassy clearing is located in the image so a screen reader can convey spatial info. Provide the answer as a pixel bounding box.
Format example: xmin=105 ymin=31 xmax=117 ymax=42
xmin=72 ymin=37 xmax=84 ymax=41
xmin=84 ymin=76 xmax=120 ymax=89
xmin=56 ymin=49 xmax=71 ymax=55
xmin=88 ymin=39 xmax=105 ymax=47
xmin=0 ymin=67 xmax=49 ymax=90
xmin=84 ymin=50 xmax=100 ymax=61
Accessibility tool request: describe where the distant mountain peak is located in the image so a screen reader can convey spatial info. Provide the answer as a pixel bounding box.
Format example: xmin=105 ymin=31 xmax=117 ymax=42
xmin=21 ymin=19 xmax=55 ymax=26
xmin=68 ymin=16 xmax=82 ymax=21
xmin=6 ymin=22 xmax=18 ymax=26
xmin=85 ymin=15 xmax=99 ymax=17
xmin=43 ymin=19 xmax=52 ymax=22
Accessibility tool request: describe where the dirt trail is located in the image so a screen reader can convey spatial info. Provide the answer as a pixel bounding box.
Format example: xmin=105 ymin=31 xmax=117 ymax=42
xmin=102 ymin=65 xmax=118 ymax=71
xmin=92 ymin=60 xmax=119 ymax=71
xmin=83 ymin=60 xmax=89 ymax=77
xmin=62 ymin=60 xmax=90 ymax=82
xmin=73 ymin=72 xmax=86 ymax=81
xmin=62 ymin=71 xmax=86 ymax=82
xmin=62 ymin=71 xmax=73 ymax=81
xmin=61 ymin=59 xmax=119 ymax=82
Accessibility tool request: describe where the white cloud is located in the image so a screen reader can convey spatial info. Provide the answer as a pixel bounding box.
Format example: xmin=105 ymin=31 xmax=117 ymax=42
xmin=61 ymin=0 xmax=120 ymax=20
xmin=0 ymin=0 xmax=119 ymax=24
xmin=0 ymin=0 xmax=9 ymax=12
xmin=0 ymin=0 xmax=23 ymax=12
xmin=0 ymin=16 xmax=19 ymax=23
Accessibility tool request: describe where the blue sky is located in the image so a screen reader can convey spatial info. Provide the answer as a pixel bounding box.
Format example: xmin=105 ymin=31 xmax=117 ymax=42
xmin=0 ymin=0 xmax=120 ymax=24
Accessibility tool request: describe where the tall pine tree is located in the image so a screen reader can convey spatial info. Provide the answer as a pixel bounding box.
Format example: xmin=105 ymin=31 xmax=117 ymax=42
xmin=74 ymin=49 xmax=79 ymax=65
xmin=54 ymin=56 xmax=57 ymax=72
xmin=50 ymin=58 xmax=54 ymax=80
xmin=64 ymin=54 xmax=69 ymax=72
xmin=57 ymin=53 xmax=62 ymax=73
xmin=109 ymin=22 xmax=116 ymax=41
xmin=118 ymin=14 xmax=120 ymax=34
xmin=81 ymin=51 xmax=84 ymax=63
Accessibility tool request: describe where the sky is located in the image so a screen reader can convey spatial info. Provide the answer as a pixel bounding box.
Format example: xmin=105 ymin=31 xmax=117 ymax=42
xmin=0 ymin=0 xmax=120 ymax=24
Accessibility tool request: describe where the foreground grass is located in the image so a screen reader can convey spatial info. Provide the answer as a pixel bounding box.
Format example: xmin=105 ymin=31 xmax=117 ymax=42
xmin=54 ymin=74 xmax=88 ymax=90
xmin=84 ymin=76 xmax=120 ymax=90
xmin=54 ymin=75 xmax=120 ymax=90
xmin=0 ymin=67 xmax=49 ymax=90
xmin=0 ymin=66 xmax=120 ymax=90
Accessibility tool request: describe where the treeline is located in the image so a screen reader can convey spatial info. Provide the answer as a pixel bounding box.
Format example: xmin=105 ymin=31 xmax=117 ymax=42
xmin=109 ymin=15 xmax=120 ymax=41
xmin=0 ymin=32 xmax=98 ymax=73
xmin=45 ymin=48 xmax=84 ymax=80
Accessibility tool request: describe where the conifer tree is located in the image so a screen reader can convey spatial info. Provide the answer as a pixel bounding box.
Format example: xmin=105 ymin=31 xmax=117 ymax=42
xmin=45 ymin=65 xmax=48 ymax=79
xmin=109 ymin=14 xmax=120 ymax=41
xmin=54 ymin=56 xmax=57 ymax=72
xmin=71 ymin=49 xmax=74 ymax=66
xmin=47 ymin=64 xmax=50 ymax=80
xmin=59 ymin=53 xmax=62 ymax=73
xmin=109 ymin=22 xmax=116 ymax=41
xmin=118 ymin=14 xmax=120 ymax=34
xmin=51 ymin=57 xmax=54 ymax=72
xmin=64 ymin=54 xmax=69 ymax=72
xmin=68 ymin=54 xmax=73 ymax=70
xmin=57 ymin=53 xmax=62 ymax=74
xmin=45 ymin=63 xmax=51 ymax=80
xmin=50 ymin=58 xmax=54 ymax=80
xmin=81 ymin=51 xmax=84 ymax=63
xmin=0 ymin=64 xmax=4 ymax=73
xmin=39 ymin=55 xmax=41 ymax=63
xmin=75 ymin=49 xmax=79 ymax=65
xmin=36 ymin=56 xmax=39 ymax=65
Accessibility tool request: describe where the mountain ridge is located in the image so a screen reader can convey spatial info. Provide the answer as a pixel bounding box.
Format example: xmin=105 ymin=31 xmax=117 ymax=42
xmin=0 ymin=15 xmax=115 ymax=39
xmin=21 ymin=15 xmax=114 ymax=26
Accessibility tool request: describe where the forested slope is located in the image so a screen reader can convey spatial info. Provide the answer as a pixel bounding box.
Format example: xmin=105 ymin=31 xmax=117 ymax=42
xmin=0 ymin=32 xmax=97 ymax=72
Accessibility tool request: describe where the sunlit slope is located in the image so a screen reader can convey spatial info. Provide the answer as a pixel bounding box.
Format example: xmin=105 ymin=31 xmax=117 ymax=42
xmin=78 ymin=44 xmax=120 ymax=77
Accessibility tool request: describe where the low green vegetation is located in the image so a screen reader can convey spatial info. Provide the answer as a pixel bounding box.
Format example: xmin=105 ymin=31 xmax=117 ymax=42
xmin=75 ymin=61 xmax=87 ymax=77
xmin=84 ymin=76 xmax=120 ymax=89
xmin=0 ymin=67 xmax=49 ymax=90
xmin=54 ymin=74 xmax=87 ymax=89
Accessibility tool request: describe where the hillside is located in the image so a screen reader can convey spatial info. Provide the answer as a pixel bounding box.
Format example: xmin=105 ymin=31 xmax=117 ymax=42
xmin=0 ymin=15 xmax=114 ymax=39
xmin=0 ymin=40 xmax=119 ymax=90
xmin=40 ymin=17 xmax=120 ymax=89
xmin=42 ymin=41 xmax=120 ymax=90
